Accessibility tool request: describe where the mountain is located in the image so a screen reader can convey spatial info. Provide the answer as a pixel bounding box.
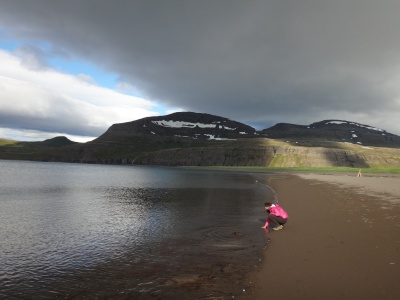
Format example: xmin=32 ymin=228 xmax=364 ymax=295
xmin=1 ymin=113 xmax=400 ymax=168
xmin=42 ymin=136 xmax=77 ymax=147
xmin=56 ymin=112 xmax=258 ymax=164
xmin=96 ymin=111 xmax=257 ymax=142
xmin=0 ymin=136 xmax=76 ymax=161
xmin=261 ymin=120 xmax=400 ymax=148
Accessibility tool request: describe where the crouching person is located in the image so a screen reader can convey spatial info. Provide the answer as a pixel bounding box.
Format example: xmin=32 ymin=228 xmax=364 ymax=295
xmin=261 ymin=202 xmax=288 ymax=231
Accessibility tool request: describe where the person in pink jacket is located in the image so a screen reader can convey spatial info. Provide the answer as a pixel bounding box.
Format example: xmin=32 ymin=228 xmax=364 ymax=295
xmin=261 ymin=202 xmax=288 ymax=231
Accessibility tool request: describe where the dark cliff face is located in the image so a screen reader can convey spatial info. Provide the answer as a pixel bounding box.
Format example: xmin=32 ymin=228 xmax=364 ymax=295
xmin=261 ymin=119 xmax=400 ymax=147
xmin=131 ymin=146 xmax=374 ymax=168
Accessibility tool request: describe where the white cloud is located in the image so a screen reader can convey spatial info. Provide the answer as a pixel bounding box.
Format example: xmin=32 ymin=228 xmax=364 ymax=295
xmin=165 ymin=108 xmax=184 ymax=115
xmin=75 ymin=73 xmax=95 ymax=84
xmin=0 ymin=128 xmax=93 ymax=143
xmin=0 ymin=50 xmax=159 ymax=140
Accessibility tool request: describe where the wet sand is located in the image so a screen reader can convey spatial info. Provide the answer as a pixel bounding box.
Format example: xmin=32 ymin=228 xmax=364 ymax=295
xmin=244 ymin=173 xmax=400 ymax=299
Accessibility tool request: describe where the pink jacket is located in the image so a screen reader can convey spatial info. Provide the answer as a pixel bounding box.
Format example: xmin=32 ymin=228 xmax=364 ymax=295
xmin=264 ymin=204 xmax=288 ymax=227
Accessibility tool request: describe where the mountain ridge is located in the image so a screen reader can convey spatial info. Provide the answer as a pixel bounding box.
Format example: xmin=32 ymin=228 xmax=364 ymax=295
xmin=262 ymin=119 xmax=400 ymax=147
xmin=1 ymin=112 xmax=400 ymax=167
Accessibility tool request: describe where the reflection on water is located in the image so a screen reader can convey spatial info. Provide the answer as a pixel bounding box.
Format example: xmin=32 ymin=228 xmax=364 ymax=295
xmin=0 ymin=160 xmax=272 ymax=299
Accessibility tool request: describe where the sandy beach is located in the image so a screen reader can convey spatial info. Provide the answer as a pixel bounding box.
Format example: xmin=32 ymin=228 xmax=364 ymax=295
xmin=243 ymin=172 xmax=400 ymax=299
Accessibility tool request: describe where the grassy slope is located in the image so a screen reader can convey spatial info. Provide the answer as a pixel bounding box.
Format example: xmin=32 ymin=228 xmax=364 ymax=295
xmin=187 ymin=137 xmax=400 ymax=171
xmin=0 ymin=137 xmax=78 ymax=161
xmin=0 ymin=138 xmax=18 ymax=146
xmin=263 ymin=138 xmax=400 ymax=169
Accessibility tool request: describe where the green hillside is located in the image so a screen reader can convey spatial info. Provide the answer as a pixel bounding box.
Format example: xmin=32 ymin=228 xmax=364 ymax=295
xmin=0 ymin=136 xmax=77 ymax=161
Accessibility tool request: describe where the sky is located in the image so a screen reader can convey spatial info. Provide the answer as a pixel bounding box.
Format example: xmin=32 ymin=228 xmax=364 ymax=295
xmin=1 ymin=0 xmax=400 ymax=142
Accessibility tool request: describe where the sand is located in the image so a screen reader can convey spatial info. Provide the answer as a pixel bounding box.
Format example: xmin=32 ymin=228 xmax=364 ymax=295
xmin=243 ymin=173 xmax=400 ymax=299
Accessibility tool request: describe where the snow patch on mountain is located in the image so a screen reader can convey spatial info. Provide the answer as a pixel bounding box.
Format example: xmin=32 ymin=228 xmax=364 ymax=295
xmin=326 ymin=121 xmax=383 ymax=132
xmin=152 ymin=120 xmax=236 ymax=130
xmin=204 ymin=134 xmax=236 ymax=140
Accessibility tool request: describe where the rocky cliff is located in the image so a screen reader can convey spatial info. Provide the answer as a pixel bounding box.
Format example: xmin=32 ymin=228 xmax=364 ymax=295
xmin=131 ymin=143 xmax=400 ymax=168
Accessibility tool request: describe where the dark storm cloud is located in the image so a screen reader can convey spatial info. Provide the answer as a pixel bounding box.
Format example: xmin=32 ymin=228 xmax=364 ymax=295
xmin=13 ymin=45 xmax=51 ymax=70
xmin=0 ymin=113 xmax=99 ymax=137
xmin=1 ymin=0 xmax=400 ymax=133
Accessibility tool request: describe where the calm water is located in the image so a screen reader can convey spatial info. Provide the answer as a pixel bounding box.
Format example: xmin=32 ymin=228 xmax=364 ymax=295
xmin=0 ymin=160 xmax=273 ymax=299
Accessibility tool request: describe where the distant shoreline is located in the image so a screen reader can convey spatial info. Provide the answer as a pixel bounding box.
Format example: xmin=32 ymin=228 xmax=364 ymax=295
xmin=182 ymin=165 xmax=400 ymax=176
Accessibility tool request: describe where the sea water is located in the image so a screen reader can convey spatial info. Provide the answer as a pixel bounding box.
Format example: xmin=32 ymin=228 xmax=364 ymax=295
xmin=0 ymin=160 xmax=272 ymax=299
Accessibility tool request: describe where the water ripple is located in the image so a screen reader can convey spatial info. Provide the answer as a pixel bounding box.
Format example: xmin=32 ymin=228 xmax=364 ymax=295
xmin=0 ymin=161 xmax=272 ymax=298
